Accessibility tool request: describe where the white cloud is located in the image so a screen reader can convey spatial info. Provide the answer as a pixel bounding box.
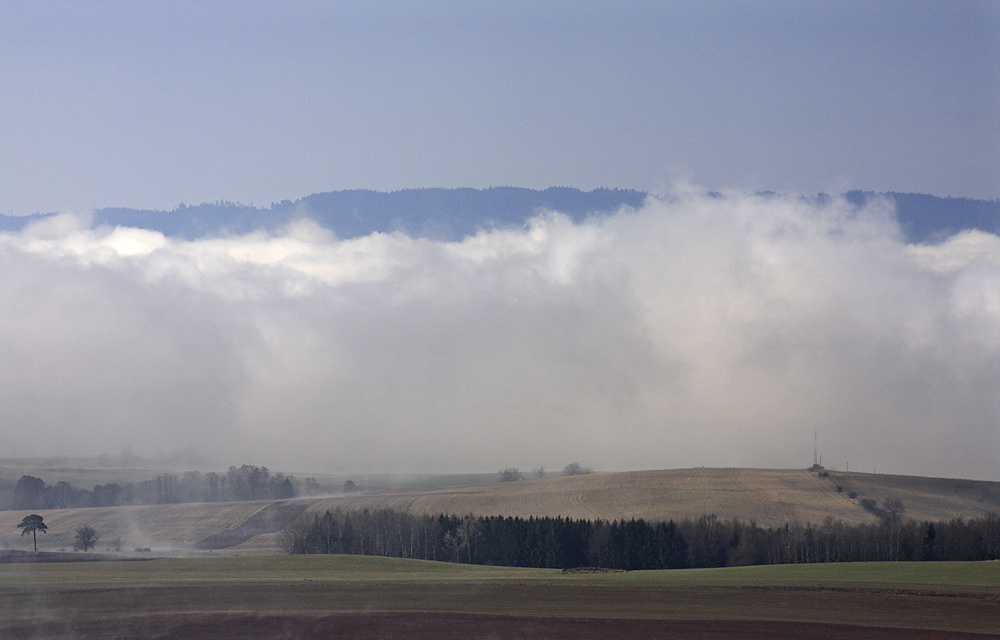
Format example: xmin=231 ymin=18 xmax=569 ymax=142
xmin=1 ymin=193 xmax=997 ymax=479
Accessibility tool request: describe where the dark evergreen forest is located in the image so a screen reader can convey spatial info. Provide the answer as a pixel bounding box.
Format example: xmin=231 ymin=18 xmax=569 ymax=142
xmin=284 ymin=508 xmax=1000 ymax=570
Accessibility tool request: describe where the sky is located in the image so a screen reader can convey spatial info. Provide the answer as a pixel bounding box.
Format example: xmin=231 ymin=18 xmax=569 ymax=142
xmin=0 ymin=2 xmax=998 ymax=480
xmin=1 ymin=1 xmax=998 ymax=216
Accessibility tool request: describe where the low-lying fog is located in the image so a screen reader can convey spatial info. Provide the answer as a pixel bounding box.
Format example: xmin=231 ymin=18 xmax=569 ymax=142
xmin=1 ymin=192 xmax=997 ymax=479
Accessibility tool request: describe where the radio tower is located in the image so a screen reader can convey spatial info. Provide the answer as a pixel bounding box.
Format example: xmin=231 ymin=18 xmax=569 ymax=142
xmin=812 ymin=429 xmax=822 ymax=471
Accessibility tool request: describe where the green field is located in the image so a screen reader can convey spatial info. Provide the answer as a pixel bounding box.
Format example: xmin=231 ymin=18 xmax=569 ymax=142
xmin=1 ymin=557 xmax=997 ymax=638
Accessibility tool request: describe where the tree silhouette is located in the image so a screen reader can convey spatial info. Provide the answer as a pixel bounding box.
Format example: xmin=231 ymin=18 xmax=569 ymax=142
xmin=16 ymin=514 xmax=47 ymax=552
xmin=562 ymin=462 xmax=594 ymax=476
xmin=74 ymin=525 xmax=99 ymax=552
xmin=497 ymin=468 xmax=523 ymax=482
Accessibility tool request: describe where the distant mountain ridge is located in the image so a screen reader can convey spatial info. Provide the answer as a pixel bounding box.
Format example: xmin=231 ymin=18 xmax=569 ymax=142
xmin=1 ymin=187 xmax=997 ymax=244
xmin=842 ymin=190 xmax=1000 ymax=244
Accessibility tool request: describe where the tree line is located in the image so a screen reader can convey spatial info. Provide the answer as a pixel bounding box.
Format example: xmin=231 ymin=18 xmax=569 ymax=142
xmin=11 ymin=464 xmax=295 ymax=509
xmin=283 ymin=508 xmax=1000 ymax=570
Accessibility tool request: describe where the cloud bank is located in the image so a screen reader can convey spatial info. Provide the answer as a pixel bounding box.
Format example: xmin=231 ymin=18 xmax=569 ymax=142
xmin=1 ymin=192 xmax=997 ymax=479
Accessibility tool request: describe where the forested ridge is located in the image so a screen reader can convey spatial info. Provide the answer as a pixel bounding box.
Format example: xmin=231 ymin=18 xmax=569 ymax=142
xmin=1 ymin=188 xmax=994 ymax=244
xmin=285 ymin=508 xmax=1000 ymax=570
xmin=9 ymin=465 xmax=296 ymax=509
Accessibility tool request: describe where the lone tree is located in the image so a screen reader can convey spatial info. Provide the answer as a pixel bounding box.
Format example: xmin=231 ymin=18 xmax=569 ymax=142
xmin=16 ymin=514 xmax=47 ymax=552
xmin=881 ymin=498 xmax=906 ymax=524
xmin=497 ymin=467 xmax=523 ymax=482
xmin=74 ymin=525 xmax=99 ymax=552
xmin=562 ymin=462 xmax=594 ymax=476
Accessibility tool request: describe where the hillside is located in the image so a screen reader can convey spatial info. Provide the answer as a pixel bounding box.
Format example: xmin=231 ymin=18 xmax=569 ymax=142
xmin=287 ymin=468 xmax=1000 ymax=532
xmin=0 ymin=500 xmax=281 ymax=553
xmin=3 ymin=468 xmax=997 ymax=555
xmin=829 ymin=471 xmax=1000 ymax=522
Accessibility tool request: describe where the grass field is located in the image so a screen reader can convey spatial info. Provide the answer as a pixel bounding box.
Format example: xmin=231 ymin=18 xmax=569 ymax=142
xmin=1 ymin=556 xmax=997 ymax=638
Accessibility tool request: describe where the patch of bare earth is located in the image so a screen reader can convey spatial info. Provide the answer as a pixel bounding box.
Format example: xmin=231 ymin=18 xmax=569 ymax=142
xmin=3 ymin=613 xmax=995 ymax=640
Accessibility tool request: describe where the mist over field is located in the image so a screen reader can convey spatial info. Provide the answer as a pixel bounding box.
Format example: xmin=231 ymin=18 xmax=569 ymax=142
xmin=1 ymin=191 xmax=997 ymax=479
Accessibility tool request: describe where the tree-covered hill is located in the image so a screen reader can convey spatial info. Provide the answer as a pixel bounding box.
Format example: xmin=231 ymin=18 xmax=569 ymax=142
xmin=1 ymin=187 xmax=995 ymax=244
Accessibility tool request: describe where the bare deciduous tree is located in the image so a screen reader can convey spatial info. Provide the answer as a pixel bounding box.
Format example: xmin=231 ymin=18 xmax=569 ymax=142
xmin=497 ymin=468 xmax=523 ymax=482
xmin=74 ymin=525 xmax=99 ymax=552
xmin=562 ymin=462 xmax=594 ymax=476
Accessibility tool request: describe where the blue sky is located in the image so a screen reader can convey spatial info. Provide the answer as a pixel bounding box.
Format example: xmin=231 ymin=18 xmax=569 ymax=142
xmin=1 ymin=1 xmax=998 ymax=216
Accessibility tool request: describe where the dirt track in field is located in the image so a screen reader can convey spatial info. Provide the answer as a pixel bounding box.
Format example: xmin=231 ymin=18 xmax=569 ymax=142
xmin=4 ymin=612 xmax=996 ymax=640
xmin=192 ymin=499 xmax=314 ymax=550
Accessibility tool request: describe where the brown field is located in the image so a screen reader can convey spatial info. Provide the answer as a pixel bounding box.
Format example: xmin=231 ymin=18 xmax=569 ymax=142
xmin=829 ymin=471 xmax=1000 ymax=522
xmin=2 ymin=468 xmax=998 ymax=555
xmin=0 ymin=500 xmax=280 ymax=553
xmin=284 ymin=468 xmax=1000 ymax=536
xmin=5 ymin=612 xmax=996 ymax=639
xmin=0 ymin=557 xmax=997 ymax=639
xmin=310 ymin=469 xmax=873 ymax=525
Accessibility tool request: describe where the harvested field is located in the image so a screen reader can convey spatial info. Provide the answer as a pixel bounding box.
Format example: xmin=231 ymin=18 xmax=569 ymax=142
xmin=3 ymin=468 xmax=998 ymax=555
xmin=0 ymin=500 xmax=279 ymax=553
xmin=292 ymin=468 xmax=910 ymax=529
xmin=828 ymin=471 xmax=1000 ymax=522
xmin=192 ymin=499 xmax=313 ymax=550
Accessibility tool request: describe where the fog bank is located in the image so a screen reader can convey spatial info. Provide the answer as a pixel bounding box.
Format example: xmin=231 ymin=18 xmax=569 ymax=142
xmin=1 ymin=192 xmax=996 ymax=479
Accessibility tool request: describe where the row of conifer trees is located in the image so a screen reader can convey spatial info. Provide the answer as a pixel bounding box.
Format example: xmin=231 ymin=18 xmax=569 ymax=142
xmin=284 ymin=508 xmax=1000 ymax=569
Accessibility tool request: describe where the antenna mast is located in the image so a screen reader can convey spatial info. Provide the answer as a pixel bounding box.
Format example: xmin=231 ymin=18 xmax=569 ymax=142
xmin=813 ymin=429 xmax=818 ymax=468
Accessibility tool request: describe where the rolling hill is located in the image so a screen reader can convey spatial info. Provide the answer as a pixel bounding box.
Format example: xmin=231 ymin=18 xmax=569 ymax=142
xmin=2 ymin=468 xmax=997 ymax=555
xmin=0 ymin=500 xmax=281 ymax=553
xmin=293 ymin=468 xmax=1000 ymax=529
